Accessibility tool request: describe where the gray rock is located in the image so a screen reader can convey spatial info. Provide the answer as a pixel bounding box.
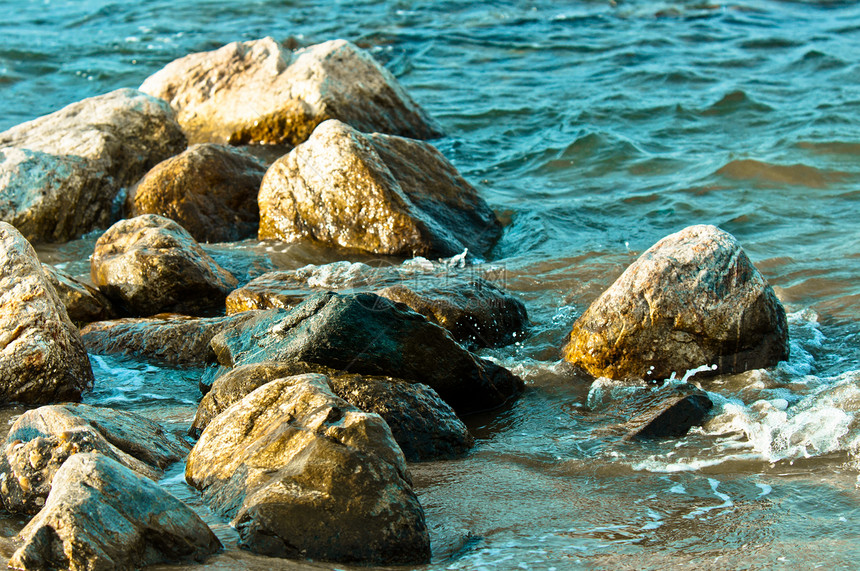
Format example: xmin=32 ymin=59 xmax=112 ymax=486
xmin=0 ymin=223 xmax=93 ymax=404
xmin=126 ymin=143 xmax=267 ymax=243
xmin=8 ymin=453 xmax=221 ymax=571
xmin=91 ymin=214 xmax=238 ymax=316
xmin=597 ymin=383 xmax=714 ymax=440
xmin=186 ymin=374 xmax=430 ymax=565
xmin=257 ymin=119 xmax=501 ymax=258
xmin=140 ymin=37 xmax=441 ymax=145
xmin=0 ymin=88 xmax=186 ymax=243
xmin=41 ymin=264 xmax=116 ymax=324
xmin=0 ymin=403 xmax=189 ymax=515
xmin=564 ymin=225 xmax=789 ymax=382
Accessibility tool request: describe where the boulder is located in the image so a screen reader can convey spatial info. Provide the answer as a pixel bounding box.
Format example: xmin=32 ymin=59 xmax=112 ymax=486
xmin=563 ymin=225 xmax=789 ymax=382
xmin=41 ymin=264 xmax=116 ymax=324
xmin=190 ymin=361 xmax=473 ymax=462
xmin=0 ymin=403 xmax=189 ymax=514
xmin=140 ymin=37 xmax=441 ymax=145
xmin=0 ymin=223 xmax=94 ymax=404
xmin=91 ymin=214 xmax=238 ymax=316
xmin=125 ymin=143 xmax=267 ymax=243
xmin=186 ymin=374 xmax=430 ymax=565
xmin=258 ymin=119 xmax=501 ymax=258
xmin=9 ymin=453 xmax=221 ymax=571
xmin=226 ymin=261 xmax=528 ymax=348
xmin=210 ymin=291 xmax=524 ymax=415
xmin=0 ymin=89 xmax=186 ymax=243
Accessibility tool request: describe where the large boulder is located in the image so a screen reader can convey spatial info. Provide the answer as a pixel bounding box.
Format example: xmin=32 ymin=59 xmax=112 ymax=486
xmin=41 ymin=264 xmax=116 ymax=324
xmin=0 ymin=223 xmax=94 ymax=404
xmin=0 ymin=403 xmax=189 ymax=514
xmin=0 ymin=89 xmax=186 ymax=243
xmin=210 ymin=291 xmax=524 ymax=415
xmin=190 ymin=361 xmax=473 ymax=462
xmin=226 ymin=261 xmax=528 ymax=348
xmin=140 ymin=37 xmax=441 ymax=146
xmin=9 ymin=453 xmax=221 ymax=571
xmin=186 ymin=374 xmax=430 ymax=565
xmin=563 ymin=225 xmax=789 ymax=382
xmin=125 ymin=143 xmax=267 ymax=243
xmin=91 ymin=214 xmax=238 ymax=316
xmin=258 ymin=119 xmax=502 ymax=258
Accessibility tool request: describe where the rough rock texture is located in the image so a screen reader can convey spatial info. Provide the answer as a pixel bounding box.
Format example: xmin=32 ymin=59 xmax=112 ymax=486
xmin=126 ymin=143 xmax=267 ymax=243
xmin=41 ymin=264 xmax=116 ymax=324
xmin=0 ymin=223 xmax=94 ymax=404
xmin=258 ymin=119 xmax=501 ymax=258
xmin=9 ymin=453 xmax=221 ymax=571
xmin=81 ymin=312 xmax=258 ymax=367
xmin=602 ymin=383 xmax=714 ymax=440
xmin=0 ymin=403 xmax=189 ymax=515
xmin=226 ymin=261 xmax=528 ymax=348
xmin=186 ymin=374 xmax=430 ymax=565
xmin=190 ymin=361 xmax=473 ymax=461
xmin=140 ymin=37 xmax=441 ymax=146
xmin=210 ymin=292 xmax=524 ymax=415
xmin=0 ymin=89 xmax=186 ymax=243
xmin=91 ymin=214 xmax=238 ymax=316
xmin=564 ymin=225 xmax=790 ymax=382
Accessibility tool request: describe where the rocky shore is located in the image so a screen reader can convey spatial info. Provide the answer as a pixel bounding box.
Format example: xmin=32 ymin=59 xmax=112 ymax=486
xmin=0 ymin=37 xmax=789 ymax=569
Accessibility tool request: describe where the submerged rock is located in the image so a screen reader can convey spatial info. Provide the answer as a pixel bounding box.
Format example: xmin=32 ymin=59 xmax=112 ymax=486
xmin=191 ymin=361 xmax=473 ymax=462
xmin=0 ymin=223 xmax=94 ymax=404
xmin=0 ymin=89 xmax=186 ymax=243
xmin=9 ymin=453 xmax=221 ymax=571
xmin=0 ymin=403 xmax=189 ymax=514
xmin=91 ymin=214 xmax=238 ymax=316
xmin=41 ymin=264 xmax=116 ymax=324
xmin=257 ymin=119 xmax=501 ymax=258
xmin=210 ymin=292 xmax=524 ymax=415
xmin=126 ymin=143 xmax=267 ymax=243
xmin=601 ymin=383 xmax=714 ymax=440
xmin=140 ymin=37 xmax=441 ymax=145
xmin=564 ymin=225 xmax=789 ymax=382
xmin=186 ymin=374 xmax=430 ymax=565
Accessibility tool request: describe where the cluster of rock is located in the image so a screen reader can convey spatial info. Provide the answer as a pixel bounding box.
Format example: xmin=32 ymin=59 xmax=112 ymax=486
xmin=0 ymin=33 xmax=792 ymax=570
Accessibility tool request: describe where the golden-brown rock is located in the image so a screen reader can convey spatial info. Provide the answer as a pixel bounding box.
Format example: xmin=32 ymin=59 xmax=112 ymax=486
xmin=41 ymin=263 xmax=116 ymax=324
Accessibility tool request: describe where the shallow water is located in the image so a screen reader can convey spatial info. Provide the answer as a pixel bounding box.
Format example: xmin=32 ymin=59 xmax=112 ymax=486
xmin=2 ymin=0 xmax=860 ymax=568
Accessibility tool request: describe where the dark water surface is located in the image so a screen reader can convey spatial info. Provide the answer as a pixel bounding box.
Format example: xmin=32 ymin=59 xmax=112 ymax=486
xmin=2 ymin=0 xmax=860 ymax=569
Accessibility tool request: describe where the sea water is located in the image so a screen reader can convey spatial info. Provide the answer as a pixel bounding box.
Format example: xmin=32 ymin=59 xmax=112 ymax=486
xmin=2 ymin=0 xmax=860 ymax=568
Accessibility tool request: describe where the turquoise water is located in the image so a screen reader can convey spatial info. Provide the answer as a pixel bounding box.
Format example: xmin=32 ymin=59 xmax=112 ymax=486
xmin=3 ymin=0 xmax=860 ymax=569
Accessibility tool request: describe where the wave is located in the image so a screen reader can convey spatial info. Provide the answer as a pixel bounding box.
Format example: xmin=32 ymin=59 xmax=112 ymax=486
xmin=715 ymin=159 xmax=848 ymax=188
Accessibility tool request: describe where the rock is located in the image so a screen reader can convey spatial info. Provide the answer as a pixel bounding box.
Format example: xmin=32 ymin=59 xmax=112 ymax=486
xmin=226 ymin=261 xmax=528 ymax=348
xmin=0 ymin=89 xmax=186 ymax=243
xmin=257 ymin=119 xmax=501 ymax=258
xmin=140 ymin=37 xmax=441 ymax=146
xmin=210 ymin=291 xmax=524 ymax=415
xmin=9 ymin=453 xmax=221 ymax=571
xmin=599 ymin=383 xmax=714 ymax=440
xmin=0 ymin=403 xmax=189 ymax=515
xmin=126 ymin=144 xmax=267 ymax=243
xmin=91 ymin=214 xmax=238 ymax=316
xmin=190 ymin=361 xmax=473 ymax=461
xmin=81 ymin=312 xmax=258 ymax=367
xmin=563 ymin=225 xmax=790 ymax=382
xmin=186 ymin=374 xmax=430 ymax=565
xmin=0 ymin=223 xmax=93 ymax=404
xmin=41 ymin=264 xmax=116 ymax=324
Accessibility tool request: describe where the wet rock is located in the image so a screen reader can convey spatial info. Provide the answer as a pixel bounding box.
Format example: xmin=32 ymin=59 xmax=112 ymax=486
xmin=186 ymin=374 xmax=430 ymax=565
xmin=0 ymin=89 xmax=186 ymax=243
xmin=9 ymin=453 xmax=221 ymax=571
xmin=81 ymin=312 xmax=257 ymax=367
xmin=0 ymin=223 xmax=93 ymax=404
xmin=257 ymin=119 xmax=501 ymax=258
xmin=0 ymin=403 xmax=189 ymax=515
xmin=41 ymin=264 xmax=116 ymax=324
xmin=191 ymin=361 xmax=473 ymax=462
xmin=563 ymin=225 xmax=789 ymax=382
xmin=226 ymin=261 xmax=528 ymax=348
xmin=91 ymin=214 xmax=238 ymax=316
xmin=140 ymin=37 xmax=441 ymax=145
xmin=210 ymin=291 xmax=524 ymax=415
xmin=606 ymin=383 xmax=714 ymax=440
xmin=126 ymin=143 xmax=267 ymax=243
